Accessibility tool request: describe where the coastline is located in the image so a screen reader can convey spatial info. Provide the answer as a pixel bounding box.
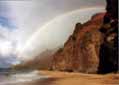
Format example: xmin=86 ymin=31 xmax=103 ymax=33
xmin=1 ymin=70 xmax=118 ymax=85
xmin=38 ymin=70 xmax=119 ymax=85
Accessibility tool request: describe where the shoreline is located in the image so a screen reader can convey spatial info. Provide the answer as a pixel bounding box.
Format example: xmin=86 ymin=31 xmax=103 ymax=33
xmin=38 ymin=70 xmax=119 ymax=85
xmin=4 ymin=70 xmax=119 ymax=85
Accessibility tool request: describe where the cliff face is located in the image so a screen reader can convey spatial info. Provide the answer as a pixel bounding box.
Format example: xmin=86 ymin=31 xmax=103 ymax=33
xmin=51 ymin=0 xmax=118 ymax=73
xmin=51 ymin=13 xmax=105 ymax=73
xmin=98 ymin=0 xmax=118 ymax=73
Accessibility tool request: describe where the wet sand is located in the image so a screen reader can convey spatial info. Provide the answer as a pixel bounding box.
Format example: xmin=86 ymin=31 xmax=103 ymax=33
xmin=11 ymin=71 xmax=119 ymax=85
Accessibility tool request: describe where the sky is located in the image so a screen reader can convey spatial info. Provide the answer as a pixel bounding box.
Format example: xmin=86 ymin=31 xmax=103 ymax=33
xmin=0 ymin=0 xmax=106 ymax=66
xmin=0 ymin=1 xmax=20 ymax=67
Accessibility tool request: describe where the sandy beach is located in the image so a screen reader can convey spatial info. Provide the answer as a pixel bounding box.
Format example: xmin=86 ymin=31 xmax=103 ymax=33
xmin=39 ymin=71 xmax=119 ymax=85
xmin=9 ymin=70 xmax=118 ymax=85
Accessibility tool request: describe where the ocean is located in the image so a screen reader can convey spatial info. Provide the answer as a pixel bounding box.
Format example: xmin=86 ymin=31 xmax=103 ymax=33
xmin=0 ymin=70 xmax=49 ymax=85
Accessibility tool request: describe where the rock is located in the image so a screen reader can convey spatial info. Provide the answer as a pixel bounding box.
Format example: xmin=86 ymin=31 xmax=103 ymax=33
xmin=51 ymin=13 xmax=105 ymax=73
xmin=51 ymin=0 xmax=118 ymax=74
xmin=98 ymin=0 xmax=118 ymax=74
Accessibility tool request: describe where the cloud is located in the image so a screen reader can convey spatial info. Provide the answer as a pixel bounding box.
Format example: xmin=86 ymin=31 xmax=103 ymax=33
xmin=7 ymin=0 xmax=106 ymax=52
xmin=0 ymin=41 xmax=12 ymax=55
xmin=0 ymin=0 xmax=106 ymax=61
xmin=0 ymin=24 xmax=19 ymax=67
xmin=0 ymin=16 xmax=16 ymax=30
xmin=0 ymin=23 xmax=16 ymax=56
xmin=0 ymin=2 xmax=19 ymax=67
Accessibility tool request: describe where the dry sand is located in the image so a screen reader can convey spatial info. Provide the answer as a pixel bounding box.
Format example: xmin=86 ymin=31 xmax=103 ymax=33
xmin=39 ymin=71 xmax=119 ymax=85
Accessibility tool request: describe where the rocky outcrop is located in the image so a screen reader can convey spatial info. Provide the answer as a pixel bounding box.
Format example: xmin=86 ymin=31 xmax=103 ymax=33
xmin=51 ymin=0 xmax=118 ymax=74
xmin=51 ymin=13 xmax=105 ymax=73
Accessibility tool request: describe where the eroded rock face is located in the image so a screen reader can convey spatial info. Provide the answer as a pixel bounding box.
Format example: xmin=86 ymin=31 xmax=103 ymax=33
xmin=98 ymin=0 xmax=118 ymax=74
xmin=51 ymin=0 xmax=118 ymax=74
xmin=51 ymin=13 xmax=105 ymax=73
